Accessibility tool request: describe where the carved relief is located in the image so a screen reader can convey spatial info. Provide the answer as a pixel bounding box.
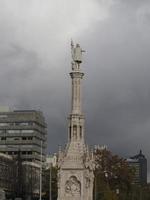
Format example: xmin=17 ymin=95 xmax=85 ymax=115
xmin=85 ymin=176 xmax=90 ymax=188
xmin=65 ymin=176 xmax=81 ymax=196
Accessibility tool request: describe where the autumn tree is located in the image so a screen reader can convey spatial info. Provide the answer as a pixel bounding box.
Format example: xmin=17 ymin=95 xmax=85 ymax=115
xmin=94 ymin=148 xmax=134 ymax=200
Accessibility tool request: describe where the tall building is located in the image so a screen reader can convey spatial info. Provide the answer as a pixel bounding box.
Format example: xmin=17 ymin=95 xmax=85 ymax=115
xmin=0 ymin=152 xmax=41 ymax=199
xmin=127 ymin=150 xmax=147 ymax=185
xmin=22 ymin=161 xmax=40 ymax=199
xmin=0 ymin=109 xmax=47 ymax=163
xmin=57 ymin=42 xmax=94 ymax=200
xmin=0 ymin=153 xmax=15 ymax=199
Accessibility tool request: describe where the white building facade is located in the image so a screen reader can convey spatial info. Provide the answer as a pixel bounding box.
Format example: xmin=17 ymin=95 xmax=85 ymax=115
xmin=57 ymin=42 xmax=94 ymax=200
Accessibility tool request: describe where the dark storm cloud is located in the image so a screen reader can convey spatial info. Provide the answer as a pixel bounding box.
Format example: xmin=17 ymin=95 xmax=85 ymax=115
xmin=80 ymin=0 xmax=150 ymax=178
xmin=0 ymin=0 xmax=150 ymax=178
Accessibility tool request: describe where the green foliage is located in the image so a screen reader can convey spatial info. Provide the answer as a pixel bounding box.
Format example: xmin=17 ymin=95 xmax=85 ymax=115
xmin=127 ymin=184 xmax=150 ymax=200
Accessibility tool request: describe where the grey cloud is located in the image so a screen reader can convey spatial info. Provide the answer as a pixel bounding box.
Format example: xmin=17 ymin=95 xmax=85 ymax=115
xmin=0 ymin=0 xmax=150 ymax=179
xmin=79 ymin=0 xmax=150 ymax=178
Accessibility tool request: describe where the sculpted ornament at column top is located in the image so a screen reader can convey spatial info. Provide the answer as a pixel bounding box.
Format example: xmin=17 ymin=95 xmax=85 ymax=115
xmin=71 ymin=40 xmax=85 ymax=64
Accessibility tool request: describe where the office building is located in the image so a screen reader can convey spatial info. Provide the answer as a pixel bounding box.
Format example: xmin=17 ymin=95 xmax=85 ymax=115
xmin=0 ymin=153 xmax=15 ymax=199
xmin=127 ymin=150 xmax=147 ymax=185
xmin=0 ymin=109 xmax=47 ymax=163
xmin=0 ymin=152 xmax=41 ymax=199
xmin=22 ymin=161 xmax=40 ymax=199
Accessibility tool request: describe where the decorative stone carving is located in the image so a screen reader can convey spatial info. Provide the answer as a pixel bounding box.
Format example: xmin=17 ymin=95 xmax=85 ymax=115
xmin=65 ymin=176 xmax=81 ymax=196
xmin=85 ymin=176 xmax=90 ymax=188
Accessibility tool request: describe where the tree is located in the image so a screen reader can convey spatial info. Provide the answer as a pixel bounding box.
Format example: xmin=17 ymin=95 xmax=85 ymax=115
xmin=129 ymin=184 xmax=150 ymax=200
xmin=43 ymin=166 xmax=58 ymax=200
xmin=94 ymin=148 xmax=134 ymax=199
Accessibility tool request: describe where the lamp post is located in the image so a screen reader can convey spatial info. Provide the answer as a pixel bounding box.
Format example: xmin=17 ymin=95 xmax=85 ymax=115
xmin=116 ymin=188 xmax=119 ymax=199
xmin=104 ymin=171 xmax=109 ymax=188
xmin=94 ymin=168 xmax=100 ymax=200
xmin=94 ymin=172 xmax=96 ymax=200
xmin=49 ymin=163 xmax=52 ymax=200
xmin=39 ymin=140 xmax=42 ymax=200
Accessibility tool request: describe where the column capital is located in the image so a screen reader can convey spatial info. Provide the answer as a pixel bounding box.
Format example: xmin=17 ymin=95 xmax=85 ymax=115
xmin=70 ymin=72 xmax=84 ymax=79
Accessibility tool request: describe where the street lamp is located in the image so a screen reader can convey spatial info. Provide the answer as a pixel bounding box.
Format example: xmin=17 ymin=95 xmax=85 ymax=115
xmin=104 ymin=172 xmax=108 ymax=179
xmin=116 ymin=188 xmax=119 ymax=194
xmin=116 ymin=188 xmax=119 ymax=198
xmin=39 ymin=140 xmax=42 ymax=200
xmin=104 ymin=171 xmax=109 ymax=187
xmin=49 ymin=163 xmax=52 ymax=200
xmin=94 ymin=172 xmax=96 ymax=200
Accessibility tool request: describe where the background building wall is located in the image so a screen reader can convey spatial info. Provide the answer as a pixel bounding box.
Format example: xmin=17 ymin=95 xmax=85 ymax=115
xmin=0 ymin=109 xmax=47 ymax=163
xmin=0 ymin=153 xmax=15 ymax=199
xmin=127 ymin=150 xmax=147 ymax=185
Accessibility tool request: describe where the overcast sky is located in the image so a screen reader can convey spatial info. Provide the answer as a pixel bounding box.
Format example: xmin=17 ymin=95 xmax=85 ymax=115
xmin=0 ymin=0 xmax=150 ymax=179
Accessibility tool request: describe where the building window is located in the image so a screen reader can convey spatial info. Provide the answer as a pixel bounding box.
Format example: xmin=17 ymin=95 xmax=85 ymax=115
xmin=73 ymin=125 xmax=77 ymax=139
xmin=21 ymin=130 xmax=34 ymax=133
xmin=0 ymin=123 xmax=9 ymax=126
xmin=15 ymin=122 xmax=33 ymax=126
xmin=22 ymin=137 xmax=27 ymax=140
xmin=14 ymin=138 xmax=19 ymax=140
xmin=69 ymin=126 xmax=71 ymax=139
xmin=7 ymin=130 xmax=21 ymax=133
xmin=0 ymin=115 xmax=7 ymax=118
xmin=1 ymin=137 xmax=6 ymax=140
xmin=0 ymin=130 xmax=5 ymax=133
xmin=80 ymin=126 xmax=82 ymax=138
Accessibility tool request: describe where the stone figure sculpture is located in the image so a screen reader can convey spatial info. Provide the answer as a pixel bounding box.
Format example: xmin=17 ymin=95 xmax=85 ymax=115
xmin=71 ymin=40 xmax=85 ymax=64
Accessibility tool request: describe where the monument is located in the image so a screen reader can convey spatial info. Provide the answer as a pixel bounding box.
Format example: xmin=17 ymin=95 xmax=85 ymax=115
xmin=57 ymin=41 xmax=94 ymax=200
